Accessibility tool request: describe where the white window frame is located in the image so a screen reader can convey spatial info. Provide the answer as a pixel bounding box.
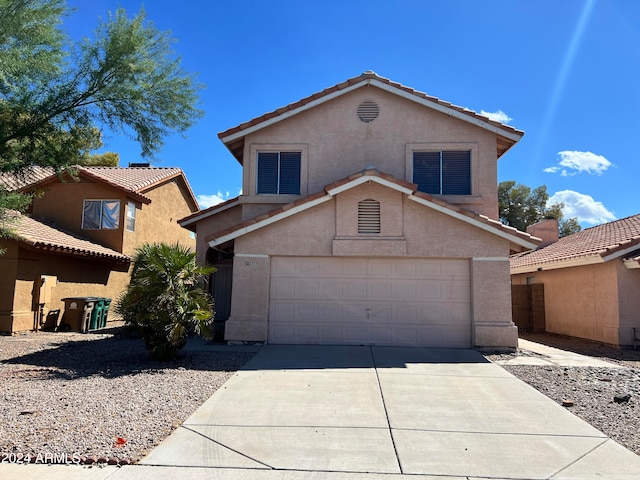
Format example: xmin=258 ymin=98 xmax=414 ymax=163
xmin=126 ymin=201 xmax=136 ymax=232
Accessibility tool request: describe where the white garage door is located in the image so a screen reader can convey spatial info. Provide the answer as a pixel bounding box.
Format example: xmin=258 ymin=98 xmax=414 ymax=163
xmin=268 ymin=257 xmax=471 ymax=347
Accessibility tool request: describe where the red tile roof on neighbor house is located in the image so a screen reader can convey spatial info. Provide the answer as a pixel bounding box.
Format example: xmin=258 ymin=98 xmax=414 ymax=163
xmin=4 ymin=211 xmax=130 ymax=263
xmin=204 ymin=168 xmax=539 ymax=252
xmin=511 ymin=213 xmax=640 ymax=272
xmin=0 ymin=166 xmax=199 ymax=209
xmin=217 ymin=71 xmax=525 ymax=164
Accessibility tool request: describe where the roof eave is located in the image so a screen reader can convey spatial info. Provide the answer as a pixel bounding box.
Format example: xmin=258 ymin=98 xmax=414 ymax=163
xmin=511 ymin=255 xmax=604 ymax=274
xmin=218 ymin=75 xmax=524 ymax=159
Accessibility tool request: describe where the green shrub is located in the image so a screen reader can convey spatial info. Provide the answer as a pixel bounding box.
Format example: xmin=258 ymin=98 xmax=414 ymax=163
xmin=115 ymin=242 xmax=216 ymax=360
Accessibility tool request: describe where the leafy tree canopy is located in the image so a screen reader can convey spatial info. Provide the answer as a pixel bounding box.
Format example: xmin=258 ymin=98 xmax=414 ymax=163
xmin=0 ymin=0 xmax=203 ymax=237
xmin=0 ymin=0 xmax=203 ymax=171
xmin=498 ymin=181 xmax=581 ymax=238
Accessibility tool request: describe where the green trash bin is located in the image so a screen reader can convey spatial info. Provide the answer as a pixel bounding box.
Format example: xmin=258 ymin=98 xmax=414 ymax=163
xmin=101 ymin=298 xmax=112 ymax=328
xmin=89 ymin=298 xmax=105 ymax=331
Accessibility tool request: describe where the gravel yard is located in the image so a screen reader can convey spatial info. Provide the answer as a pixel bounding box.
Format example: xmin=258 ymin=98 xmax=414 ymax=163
xmin=0 ymin=330 xmax=255 ymax=464
xmin=1 ymin=330 xmax=639 ymax=465
xmin=488 ymin=333 xmax=640 ymax=456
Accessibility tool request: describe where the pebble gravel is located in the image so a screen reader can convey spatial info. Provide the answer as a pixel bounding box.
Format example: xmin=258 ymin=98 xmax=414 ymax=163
xmin=487 ymin=333 xmax=640 ymax=457
xmin=2 ymin=330 xmax=639 ymax=465
xmin=0 ymin=331 xmax=255 ymax=463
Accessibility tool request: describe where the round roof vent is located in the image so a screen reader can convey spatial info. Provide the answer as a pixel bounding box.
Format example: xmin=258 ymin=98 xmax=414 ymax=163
xmin=357 ymin=100 xmax=379 ymax=123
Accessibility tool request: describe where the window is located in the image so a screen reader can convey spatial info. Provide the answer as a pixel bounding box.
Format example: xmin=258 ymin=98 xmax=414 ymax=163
xmin=126 ymin=201 xmax=136 ymax=232
xmin=358 ymin=199 xmax=380 ymax=234
xmin=257 ymin=152 xmax=301 ymax=194
xmin=82 ymin=200 xmax=120 ymax=230
xmin=413 ymin=150 xmax=471 ymax=195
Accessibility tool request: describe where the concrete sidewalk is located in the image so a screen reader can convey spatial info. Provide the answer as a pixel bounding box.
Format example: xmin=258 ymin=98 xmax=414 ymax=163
xmin=2 ymin=344 xmax=639 ymax=479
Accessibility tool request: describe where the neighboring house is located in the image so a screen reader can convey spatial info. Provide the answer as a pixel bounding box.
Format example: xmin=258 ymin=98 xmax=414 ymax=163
xmin=179 ymin=71 xmax=539 ymax=349
xmin=0 ymin=166 xmax=199 ymax=334
xmin=511 ymin=214 xmax=640 ymax=347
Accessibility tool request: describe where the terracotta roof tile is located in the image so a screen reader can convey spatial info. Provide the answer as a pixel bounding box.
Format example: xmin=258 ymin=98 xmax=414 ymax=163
xmin=511 ymin=213 xmax=640 ymax=269
xmin=218 ymin=72 xmax=524 ymax=161
xmin=1 ymin=166 xmax=198 ymax=210
xmin=204 ymin=168 xmax=537 ymax=248
xmin=5 ymin=211 xmax=130 ymax=263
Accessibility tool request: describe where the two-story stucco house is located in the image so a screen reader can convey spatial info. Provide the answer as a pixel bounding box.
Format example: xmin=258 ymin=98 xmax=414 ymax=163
xmin=0 ymin=165 xmax=199 ymax=334
xmin=180 ymin=72 xmax=538 ymax=349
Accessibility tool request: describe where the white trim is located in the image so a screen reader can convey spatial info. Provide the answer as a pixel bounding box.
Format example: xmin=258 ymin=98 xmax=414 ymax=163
xmin=326 ymin=174 xmax=414 ymax=196
xmin=370 ymin=79 xmax=522 ymax=142
xmin=407 ymin=196 xmax=539 ymax=250
xmin=208 ymin=196 xmax=333 ymax=247
xmin=624 ymin=258 xmax=640 ymax=269
xmin=510 ymin=255 xmax=603 ymax=274
xmin=221 ymin=83 xmax=365 ymax=144
xmin=179 ymin=200 xmax=240 ymax=227
xmin=220 ymin=78 xmax=522 ymax=145
xmin=235 ymin=253 xmax=269 ymax=258
xmin=602 ymin=243 xmax=640 ymax=262
xmin=473 ymin=257 xmax=510 ymax=262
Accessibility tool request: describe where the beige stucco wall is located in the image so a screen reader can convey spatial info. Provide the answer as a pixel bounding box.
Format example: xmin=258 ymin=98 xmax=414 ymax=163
xmin=616 ymin=262 xmax=640 ymax=345
xmin=31 ymin=180 xmax=128 ymax=252
xmin=225 ymin=185 xmax=515 ymax=347
xmin=2 ymin=176 xmax=198 ymax=334
xmin=0 ymin=241 xmax=21 ymax=332
xmin=239 ymin=86 xmax=501 ymax=220
xmin=194 ymin=205 xmax=242 ymax=265
xmin=2 ymin=245 xmax=128 ymax=333
xmin=512 ymin=262 xmax=621 ymax=345
xmin=123 ymin=180 xmax=196 ymax=256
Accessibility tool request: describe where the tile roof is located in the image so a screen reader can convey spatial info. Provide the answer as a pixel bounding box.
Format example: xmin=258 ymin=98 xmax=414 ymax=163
xmin=0 ymin=166 xmax=199 ymax=209
xmin=4 ymin=211 xmax=130 ymax=263
xmin=178 ymin=196 xmax=241 ymax=230
xmin=204 ymin=168 xmax=539 ymax=251
xmin=218 ymin=71 xmax=524 ymax=163
xmin=511 ymin=213 xmax=640 ymax=271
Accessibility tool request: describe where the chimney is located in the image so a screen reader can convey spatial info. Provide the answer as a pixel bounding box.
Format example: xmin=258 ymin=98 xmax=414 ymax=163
xmin=526 ymin=218 xmax=559 ymax=247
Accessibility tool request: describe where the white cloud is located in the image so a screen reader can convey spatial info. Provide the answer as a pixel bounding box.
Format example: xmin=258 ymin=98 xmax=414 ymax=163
xmin=544 ymin=151 xmax=612 ymax=176
xmin=548 ymin=190 xmax=616 ymax=225
xmin=480 ymin=109 xmax=513 ymax=124
xmin=196 ymin=190 xmax=232 ymax=209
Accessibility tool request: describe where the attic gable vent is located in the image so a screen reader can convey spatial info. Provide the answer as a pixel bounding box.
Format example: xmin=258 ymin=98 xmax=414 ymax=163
xmin=357 ymin=100 xmax=379 ymax=123
xmin=358 ymin=199 xmax=381 ymax=234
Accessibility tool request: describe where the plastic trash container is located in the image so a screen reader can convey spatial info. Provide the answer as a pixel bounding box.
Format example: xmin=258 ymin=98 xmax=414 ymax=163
xmin=101 ymin=298 xmax=112 ymax=328
xmin=61 ymin=298 xmax=96 ymax=333
xmin=89 ymin=298 xmax=105 ymax=331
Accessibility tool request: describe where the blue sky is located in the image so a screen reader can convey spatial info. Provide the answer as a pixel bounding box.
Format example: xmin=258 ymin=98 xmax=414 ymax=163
xmin=64 ymin=0 xmax=639 ymax=227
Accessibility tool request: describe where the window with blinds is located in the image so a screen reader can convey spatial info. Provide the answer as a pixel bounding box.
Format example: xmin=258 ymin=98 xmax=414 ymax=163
xmin=257 ymin=152 xmax=301 ymax=194
xmin=358 ymin=199 xmax=381 ymax=234
xmin=413 ymin=150 xmax=471 ymax=195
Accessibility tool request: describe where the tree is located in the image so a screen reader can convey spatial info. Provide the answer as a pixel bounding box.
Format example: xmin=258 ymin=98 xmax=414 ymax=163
xmin=0 ymin=0 xmax=203 ymax=229
xmin=498 ymin=181 xmax=581 ymax=237
xmin=115 ymin=243 xmax=216 ymax=361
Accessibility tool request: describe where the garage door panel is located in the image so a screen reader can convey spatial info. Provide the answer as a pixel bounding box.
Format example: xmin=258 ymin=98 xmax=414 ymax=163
xmin=269 ymin=257 xmax=471 ymax=347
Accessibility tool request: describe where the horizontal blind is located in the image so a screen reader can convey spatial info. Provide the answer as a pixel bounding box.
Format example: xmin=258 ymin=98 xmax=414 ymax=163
xmin=413 ymin=151 xmax=441 ymax=194
xmin=257 ymin=152 xmax=279 ymax=194
xmin=279 ymin=152 xmax=301 ymax=194
xmin=442 ymin=151 xmax=471 ymax=195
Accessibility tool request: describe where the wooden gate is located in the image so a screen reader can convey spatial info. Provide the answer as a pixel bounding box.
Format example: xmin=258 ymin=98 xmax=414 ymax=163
xmin=511 ymin=284 xmax=545 ymax=333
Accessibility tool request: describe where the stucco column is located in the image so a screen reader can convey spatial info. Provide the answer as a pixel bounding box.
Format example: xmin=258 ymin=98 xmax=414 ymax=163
xmin=471 ymin=257 xmax=518 ymax=350
xmin=224 ymin=254 xmax=270 ymax=343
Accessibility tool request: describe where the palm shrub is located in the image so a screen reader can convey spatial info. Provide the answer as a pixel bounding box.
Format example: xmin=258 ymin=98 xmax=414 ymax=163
xmin=115 ymin=242 xmax=216 ymax=360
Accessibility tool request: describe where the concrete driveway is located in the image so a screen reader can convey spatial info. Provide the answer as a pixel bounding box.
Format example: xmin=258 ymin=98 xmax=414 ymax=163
xmin=134 ymin=345 xmax=640 ymax=479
